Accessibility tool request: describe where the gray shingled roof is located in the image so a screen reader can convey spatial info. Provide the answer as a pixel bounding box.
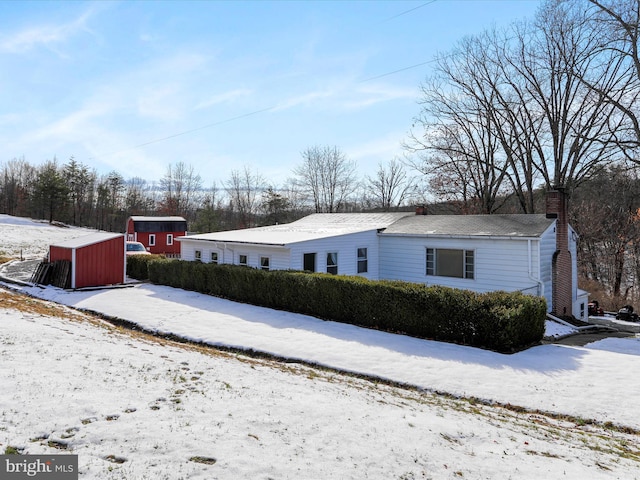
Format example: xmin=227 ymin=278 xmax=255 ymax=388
xmin=382 ymin=214 xmax=555 ymax=238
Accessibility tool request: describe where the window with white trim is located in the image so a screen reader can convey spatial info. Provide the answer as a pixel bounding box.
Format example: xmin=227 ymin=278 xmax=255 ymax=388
xmin=326 ymin=252 xmax=338 ymax=275
xmin=260 ymin=257 xmax=270 ymax=271
xmin=167 ymin=234 xmax=173 ymax=246
xmin=426 ymin=248 xmax=474 ymax=279
xmin=239 ymin=254 xmax=248 ymax=266
xmin=211 ymin=252 xmax=218 ymax=264
xmin=149 ymin=234 xmax=156 ymax=246
xmin=357 ymin=248 xmax=368 ymax=274
xmin=195 ymin=250 xmax=202 ymax=261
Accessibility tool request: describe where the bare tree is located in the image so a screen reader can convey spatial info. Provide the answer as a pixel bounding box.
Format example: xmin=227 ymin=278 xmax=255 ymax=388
xmin=293 ymin=145 xmax=358 ymax=213
xmin=125 ymin=177 xmax=156 ymax=215
xmin=365 ymin=158 xmax=417 ymax=211
xmin=225 ymin=165 xmax=265 ymax=228
xmin=410 ymin=1 xmax=624 ymax=213
xmin=160 ymin=162 xmax=203 ymax=219
xmin=571 ymin=166 xmax=640 ymax=302
xmin=584 ymin=0 xmax=640 ymax=157
xmin=508 ymin=2 xmax=621 ymax=190
xmin=0 ymin=157 xmax=36 ymax=217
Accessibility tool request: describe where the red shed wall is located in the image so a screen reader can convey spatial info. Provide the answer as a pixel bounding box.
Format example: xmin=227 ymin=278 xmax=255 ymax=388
xmin=74 ymin=236 xmax=125 ymax=288
xmin=49 ymin=246 xmax=73 ymax=262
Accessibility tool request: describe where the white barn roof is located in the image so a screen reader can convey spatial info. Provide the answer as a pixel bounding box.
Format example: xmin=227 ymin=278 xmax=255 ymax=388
xmin=50 ymin=232 xmax=124 ymax=249
xmin=180 ymin=213 xmax=412 ymax=246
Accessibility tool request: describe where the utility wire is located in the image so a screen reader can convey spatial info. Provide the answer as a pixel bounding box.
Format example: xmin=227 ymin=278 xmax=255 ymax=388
xmin=90 ymin=2 xmax=442 ymax=158
xmin=384 ymin=1 xmax=438 ymax=22
xmin=89 ymin=106 xmax=276 ymax=160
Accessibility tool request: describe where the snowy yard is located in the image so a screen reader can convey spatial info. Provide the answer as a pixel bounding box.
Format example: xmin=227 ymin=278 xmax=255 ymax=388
xmin=1 ymin=215 xmax=640 ymax=479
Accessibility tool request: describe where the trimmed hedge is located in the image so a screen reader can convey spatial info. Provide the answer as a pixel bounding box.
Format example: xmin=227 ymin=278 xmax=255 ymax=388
xmin=126 ymin=254 xmax=165 ymax=280
xmin=128 ymin=257 xmax=547 ymax=353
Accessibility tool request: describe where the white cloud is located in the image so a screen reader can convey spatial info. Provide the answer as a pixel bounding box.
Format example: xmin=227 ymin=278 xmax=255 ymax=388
xmin=272 ymin=89 xmax=336 ymax=112
xmin=0 ymin=8 xmax=97 ymax=55
xmin=344 ymin=84 xmax=418 ymax=110
xmin=194 ymin=89 xmax=253 ymax=110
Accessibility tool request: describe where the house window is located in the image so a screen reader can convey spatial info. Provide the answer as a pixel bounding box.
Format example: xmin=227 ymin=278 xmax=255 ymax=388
xmin=327 ymin=252 xmax=338 ymax=275
xmin=149 ymin=234 xmax=156 ymax=247
xmin=195 ymin=250 xmax=202 ymax=262
xmin=357 ymin=248 xmax=368 ymax=274
xmin=211 ymin=252 xmax=218 ymax=264
xmin=167 ymin=234 xmax=173 ymax=246
xmin=260 ymin=257 xmax=270 ymax=271
xmin=426 ymin=248 xmax=474 ymax=279
xmin=303 ymin=253 xmax=316 ymax=272
xmin=239 ymin=254 xmax=248 ymax=266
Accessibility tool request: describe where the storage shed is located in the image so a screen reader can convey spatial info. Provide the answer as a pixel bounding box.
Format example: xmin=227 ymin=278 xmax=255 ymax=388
xmin=49 ymin=232 xmax=125 ymax=289
xmin=126 ymin=216 xmax=187 ymax=256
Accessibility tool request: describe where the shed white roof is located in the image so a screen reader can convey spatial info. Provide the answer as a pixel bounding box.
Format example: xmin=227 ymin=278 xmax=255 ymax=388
xmin=179 ymin=213 xmax=412 ymax=246
xmin=50 ymin=232 xmax=124 ymax=249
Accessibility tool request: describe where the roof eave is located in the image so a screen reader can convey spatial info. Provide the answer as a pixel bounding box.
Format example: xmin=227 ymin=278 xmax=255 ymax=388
xmin=177 ymin=237 xmax=287 ymax=248
xmin=379 ymin=233 xmax=544 ymax=240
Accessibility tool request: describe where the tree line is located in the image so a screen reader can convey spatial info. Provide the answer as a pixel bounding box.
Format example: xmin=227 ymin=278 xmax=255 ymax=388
xmin=0 ymin=151 xmax=425 ymax=235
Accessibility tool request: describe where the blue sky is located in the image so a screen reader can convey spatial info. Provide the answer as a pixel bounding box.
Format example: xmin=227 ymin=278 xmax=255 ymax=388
xmin=0 ymin=0 xmax=540 ymax=187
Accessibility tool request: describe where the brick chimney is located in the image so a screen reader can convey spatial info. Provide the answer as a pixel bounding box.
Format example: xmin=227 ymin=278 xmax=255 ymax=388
xmin=546 ymin=188 xmax=573 ymax=317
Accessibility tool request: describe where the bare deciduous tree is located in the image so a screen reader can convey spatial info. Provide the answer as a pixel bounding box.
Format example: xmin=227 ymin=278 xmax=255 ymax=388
xmin=409 ymin=0 xmax=624 ymax=213
xmin=294 ymin=145 xmax=358 ymax=213
xmin=365 ymin=158 xmax=417 ymax=211
xmin=225 ymin=165 xmax=265 ymax=228
xmin=160 ymin=162 xmax=203 ymax=219
xmin=584 ymin=0 xmax=640 ymax=158
xmin=0 ymin=157 xmax=36 ymax=217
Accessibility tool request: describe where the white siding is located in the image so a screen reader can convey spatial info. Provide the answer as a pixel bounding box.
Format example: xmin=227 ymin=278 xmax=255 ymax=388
xmin=288 ymin=230 xmax=380 ymax=279
xmin=178 ymin=230 xmax=379 ymax=278
xmin=379 ymin=235 xmax=543 ymax=295
xmin=178 ymin=239 xmax=291 ymax=270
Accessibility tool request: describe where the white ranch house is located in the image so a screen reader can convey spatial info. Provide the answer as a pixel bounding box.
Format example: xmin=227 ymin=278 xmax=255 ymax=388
xmin=178 ymin=198 xmax=588 ymax=319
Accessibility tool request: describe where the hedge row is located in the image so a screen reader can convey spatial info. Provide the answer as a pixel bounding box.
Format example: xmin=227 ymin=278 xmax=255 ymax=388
xmin=127 ymin=256 xmax=547 ymax=353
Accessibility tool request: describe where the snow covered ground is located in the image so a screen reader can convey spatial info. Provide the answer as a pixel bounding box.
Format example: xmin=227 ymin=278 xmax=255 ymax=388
xmin=0 ymin=214 xmax=97 ymax=259
xmin=1 ymin=215 xmax=640 ymax=479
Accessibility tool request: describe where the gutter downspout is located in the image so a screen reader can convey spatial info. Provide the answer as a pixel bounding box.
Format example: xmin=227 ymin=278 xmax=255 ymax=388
xmin=528 ymin=239 xmax=544 ymax=298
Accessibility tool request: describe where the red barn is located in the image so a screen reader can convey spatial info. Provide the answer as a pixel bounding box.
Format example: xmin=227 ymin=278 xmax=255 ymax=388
xmin=126 ymin=216 xmax=187 ymax=256
xmin=49 ymin=232 xmax=125 ymax=289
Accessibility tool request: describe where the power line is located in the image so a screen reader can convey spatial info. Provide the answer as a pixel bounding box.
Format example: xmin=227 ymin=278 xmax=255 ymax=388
xmin=90 ymin=2 xmax=442 ymax=158
xmin=359 ymin=59 xmax=437 ymax=82
xmin=89 ymin=105 xmax=276 ymax=160
xmin=384 ymin=1 xmax=438 ymax=22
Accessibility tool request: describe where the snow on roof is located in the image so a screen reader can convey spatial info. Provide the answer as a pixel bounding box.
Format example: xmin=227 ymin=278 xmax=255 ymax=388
xmin=381 ymin=214 xmax=555 ymax=238
xmin=50 ymin=232 xmax=124 ymax=249
xmin=180 ymin=213 xmax=412 ymax=246
xmin=129 ymin=216 xmax=186 ymax=222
